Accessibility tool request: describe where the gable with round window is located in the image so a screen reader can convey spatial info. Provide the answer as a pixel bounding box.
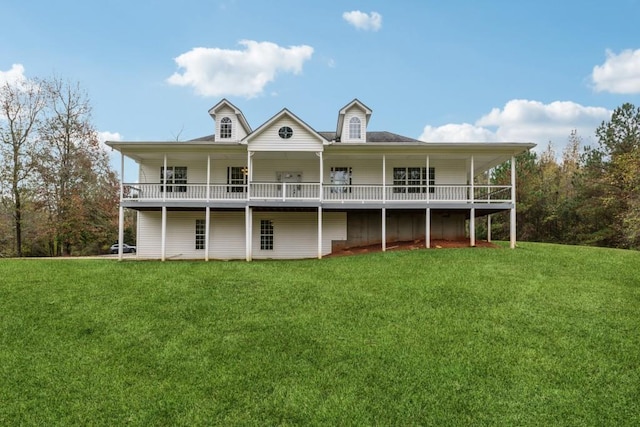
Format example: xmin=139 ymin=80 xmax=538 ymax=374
xmin=278 ymin=126 xmax=293 ymax=139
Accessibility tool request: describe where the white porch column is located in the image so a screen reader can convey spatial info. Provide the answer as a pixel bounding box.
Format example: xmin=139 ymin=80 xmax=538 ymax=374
xmin=382 ymin=155 xmax=386 ymax=202
xmin=426 ymin=155 xmax=430 ymax=202
xmin=510 ymin=155 xmax=517 ymax=249
xmin=161 ymin=206 xmax=167 ymax=261
xmin=118 ymin=152 xmax=124 ymax=260
xmin=426 ymin=207 xmax=431 ymax=249
xmin=206 ymin=155 xmax=211 ymax=201
xmin=470 ymin=155 xmax=475 ymax=203
xmin=247 ymin=151 xmax=252 ymax=199
xmin=318 ymin=206 xmax=323 ymax=259
xmin=245 ymin=206 xmax=252 ymax=261
xmin=317 ymin=152 xmax=323 ymax=201
xmin=118 ymin=206 xmax=124 ymax=260
xmin=162 ymin=154 xmax=167 ymax=201
xmin=470 ymin=208 xmax=476 ymax=247
xmin=487 ymin=170 xmax=492 ymax=242
xmin=382 ymin=208 xmax=386 ymax=252
xmin=162 ymin=154 xmax=167 ymax=261
xmin=205 ymin=206 xmax=210 ymax=261
xmin=119 ymin=152 xmax=124 ymax=201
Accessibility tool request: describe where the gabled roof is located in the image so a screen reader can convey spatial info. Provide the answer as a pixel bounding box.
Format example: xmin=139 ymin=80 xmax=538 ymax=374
xmin=336 ymin=98 xmax=373 ymax=135
xmin=207 ymin=98 xmax=252 ymax=134
xmin=242 ymin=108 xmax=330 ymax=144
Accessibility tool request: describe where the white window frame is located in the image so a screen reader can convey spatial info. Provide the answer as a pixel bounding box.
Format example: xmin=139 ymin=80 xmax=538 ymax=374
xmin=220 ymin=117 xmax=232 ymax=139
xmin=195 ymin=219 xmax=205 ymax=250
xmin=349 ymin=117 xmax=361 ymax=139
xmin=260 ymin=219 xmax=274 ymax=250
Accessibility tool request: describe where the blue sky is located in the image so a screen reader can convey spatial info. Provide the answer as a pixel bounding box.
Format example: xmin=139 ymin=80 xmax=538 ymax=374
xmin=2 ymin=0 xmax=640 ymax=178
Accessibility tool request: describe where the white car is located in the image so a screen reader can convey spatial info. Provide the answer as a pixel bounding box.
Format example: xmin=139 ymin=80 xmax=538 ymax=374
xmin=110 ymin=243 xmax=136 ymax=254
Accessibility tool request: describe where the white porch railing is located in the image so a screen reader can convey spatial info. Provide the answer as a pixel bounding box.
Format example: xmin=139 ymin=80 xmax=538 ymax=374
xmin=122 ymin=183 xmax=512 ymax=203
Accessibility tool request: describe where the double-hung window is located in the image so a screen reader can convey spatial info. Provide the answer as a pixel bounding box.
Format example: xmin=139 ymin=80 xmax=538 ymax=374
xmin=195 ymin=219 xmax=205 ymax=250
xmin=393 ymin=167 xmax=435 ymax=193
xmin=260 ymin=220 xmax=274 ymax=250
xmin=349 ymin=117 xmax=361 ymax=139
xmin=220 ymin=117 xmax=232 ymax=139
xmin=330 ymin=167 xmax=352 ymax=193
xmin=227 ymin=166 xmax=247 ymax=193
xmin=161 ymin=166 xmax=187 ymax=193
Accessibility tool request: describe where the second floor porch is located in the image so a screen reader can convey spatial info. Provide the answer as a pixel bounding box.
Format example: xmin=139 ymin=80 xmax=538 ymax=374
xmin=122 ymin=182 xmax=513 ymax=204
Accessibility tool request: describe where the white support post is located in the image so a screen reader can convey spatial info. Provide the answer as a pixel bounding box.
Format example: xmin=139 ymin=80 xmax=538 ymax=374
xmin=120 ymin=152 xmax=124 ymax=201
xmin=382 ymin=208 xmax=386 ymax=252
xmin=487 ymin=169 xmax=492 ymax=242
xmin=162 ymin=154 xmax=167 ymax=202
xmin=470 ymin=208 xmax=476 ymax=247
xmin=161 ymin=206 xmax=167 ymax=261
xmin=246 ymin=151 xmax=252 ymax=199
xmin=318 ymin=206 xmax=323 ymax=259
xmin=118 ymin=151 xmax=124 ymax=261
xmin=318 ymin=151 xmax=323 ymax=201
xmin=426 ymin=207 xmax=431 ymax=249
xmin=426 ymin=155 xmax=430 ymax=202
xmin=206 ymin=155 xmax=211 ymax=202
xmin=245 ymin=206 xmax=252 ymax=261
xmin=382 ymin=155 xmax=386 ymax=203
xmin=118 ymin=206 xmax=124 ymax=260
xmin=510 ymin=155 xmax=517 ymax=249
xmin=205 ymin=206 xmax=210 ymax=261
xmin=470 ymin=155 xmax=475 ymax=203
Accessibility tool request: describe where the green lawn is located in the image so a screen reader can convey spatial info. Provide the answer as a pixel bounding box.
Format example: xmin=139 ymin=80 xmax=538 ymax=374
xmin=1 ymin=242 xmax=639 ymax=426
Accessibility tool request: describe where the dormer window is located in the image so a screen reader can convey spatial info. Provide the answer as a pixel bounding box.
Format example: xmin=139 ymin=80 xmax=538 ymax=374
xmin=349 ymin=117 xmax=361 ymax=139
xmin=220 ymin=117 xmax=232 ymax=139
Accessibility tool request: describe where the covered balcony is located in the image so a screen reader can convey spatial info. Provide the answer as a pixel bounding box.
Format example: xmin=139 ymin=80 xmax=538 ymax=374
xmin=121 ymin=182 xmax=512 ymax=204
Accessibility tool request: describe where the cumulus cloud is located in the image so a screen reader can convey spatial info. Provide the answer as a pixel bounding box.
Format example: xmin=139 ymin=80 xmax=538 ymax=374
xmin=167 ymin=40 xmax=314 ymax=98
xmin=342 ymin=11 xmax=382 ymax=31
xmin=592 ymin=49 xmax=640 ymax=94
xmin=97 ymin=131 xmax=122 ymax=144
xmin=419 ymin=99 xmax=611 ymax=149
xmin=420 ymin=123 xmax=497 ymax=142
xmin=0 ymin=64 xmax=27 ymax=86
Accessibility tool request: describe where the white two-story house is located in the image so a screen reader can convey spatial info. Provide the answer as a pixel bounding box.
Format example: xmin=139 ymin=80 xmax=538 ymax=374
xmin=106 ymin=99 xmax=535 ymax=260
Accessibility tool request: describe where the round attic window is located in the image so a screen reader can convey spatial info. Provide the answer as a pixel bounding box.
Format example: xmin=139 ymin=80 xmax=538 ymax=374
xmin=278 ymin=126 xmax=293 ymax=139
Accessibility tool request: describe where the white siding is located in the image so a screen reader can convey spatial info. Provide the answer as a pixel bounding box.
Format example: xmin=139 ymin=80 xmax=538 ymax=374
xmin=138 ymin=159 xmax=249 ymax=184
xmin=325 ymin=158 xmax=382 ymax=185
xmin=249 ymin=118 xmax=324 ymax=152
xmin=339 ymin=108 xmax=367 ymax=143
xmin=432 ymin=159 xmax=467 ymax=185
xmin=324 ymin=158 xmax=468 ymax=185
xmin=215 ymin=105 xmax=248 ymax=142
xmin=210 ymin=211 xmax=245 ymax=259
xmin=253 ymin=159 xmax=321 ymax=182
xmin=136 ymin=210 xmax=347 ymax=260
xmin=252 ymin=212 xmax=346 ymax=259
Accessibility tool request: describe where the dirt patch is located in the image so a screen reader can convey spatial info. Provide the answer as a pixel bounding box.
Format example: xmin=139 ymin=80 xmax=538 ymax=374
xmin=329 ymin=239 xmax=498 ymax=257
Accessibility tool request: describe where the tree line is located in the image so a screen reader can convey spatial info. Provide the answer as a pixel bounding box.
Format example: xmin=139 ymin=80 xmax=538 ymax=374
xmin=0 ymin=75 xmax=122 ymax=256
xmin=488 ymin=102 xmax=640 ymax=250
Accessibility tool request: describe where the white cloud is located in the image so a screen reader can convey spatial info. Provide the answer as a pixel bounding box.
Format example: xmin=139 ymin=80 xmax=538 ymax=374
xmin=0 ymin=64 xmax=27 ymax=86
xmin=420 ymin=123 xmax=497 ymax=142
xmin=97 ymin=131 xmax=122 ymax=144
xmin=420 ymin=99 xmax=611 ymax=149
xmin=167 ymin=40 xmax=314 ymax=98
xmin=592 ymin=49 xmax=640 ymax=94
xmin=342 ymin=11 xmax=382 ymax=31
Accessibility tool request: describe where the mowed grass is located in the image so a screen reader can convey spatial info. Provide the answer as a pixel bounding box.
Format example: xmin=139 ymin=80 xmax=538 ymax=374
xmin=0 ymin=243 xmax=639 ymax=426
